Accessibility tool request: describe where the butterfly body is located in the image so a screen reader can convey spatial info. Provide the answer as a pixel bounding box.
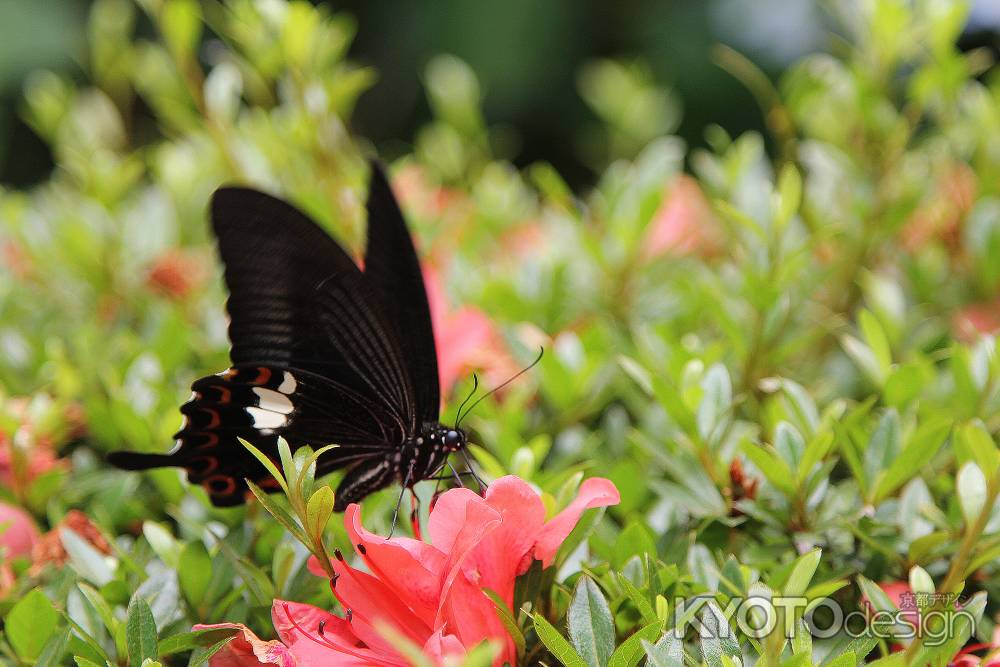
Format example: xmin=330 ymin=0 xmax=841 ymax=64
xmin=108 ymin=162 xmax=468 ymax=509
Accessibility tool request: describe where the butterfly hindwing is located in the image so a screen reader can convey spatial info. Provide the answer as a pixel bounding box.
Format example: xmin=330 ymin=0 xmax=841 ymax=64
xmin=109 ymin=365 xmax=400 ymax=505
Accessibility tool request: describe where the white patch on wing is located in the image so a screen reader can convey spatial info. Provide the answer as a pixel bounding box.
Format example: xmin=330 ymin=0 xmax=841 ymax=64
xmin=278 ymin=371 xmax=297 ymax=394
xmin=246 ymin=407 xmax=287 ymax=429
xmin=252 ymin=388 xmax=294 ymax=414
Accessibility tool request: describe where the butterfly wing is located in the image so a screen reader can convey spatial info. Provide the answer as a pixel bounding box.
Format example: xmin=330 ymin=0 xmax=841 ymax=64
xmin=363 ymin=162 xmax=440 ymax=424
xmin=108 ymin=366 xmax=400 ymax=505
xmin=109 ymin=186 xmax=423 ymax=505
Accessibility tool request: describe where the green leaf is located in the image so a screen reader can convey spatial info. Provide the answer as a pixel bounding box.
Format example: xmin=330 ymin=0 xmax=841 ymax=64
xmin=775 ymin=163 xmax=802 ymax=229
xmin=823 ymin=652 xmax=857 ymax=667
xmin=6 ymin=588 xmax=60 ymax=661
xmin=863 ymin=410 xmax=900 ymax=495
xmin=784 ymin=549 xmax=821 ymax=596
xmin=159 ymin=0 xmax=201 ymax=62
xmin=483 ymin=589 xmax=526 ymax=659
xmin=126 ymin=596 xmax=158 ymax=666
xmin=142 ymin=521 xmax=180 ymax=568
xmin=774 ymin=421 xmax=805 ymax=471
xmin=240 ymin=438 xmax=288 ymax=495
xmin=158 ymin=629 xmax=235 ymax=656
xmin=245 ymin=479 xmax=309 ymax=545
xmin=218 ymin=542 xmax=274 ymax=607
xmin=179 ymin=541 xmax=212 ymax=609
xmin=533 ymin=613 xmax=588 ymax=667
xmin=608 ymin=620 xmax=663 ymax=667
xmin=305 ymin=485 xmax=335 ymax=539
xmin=742 ymin=441 xmax=795 ymax=495
xmin=872 ymin=417 xmax=950 ymax=503
xmin=841 ymin=335 xmax=884 ymax=385
xmin=697 ymin=364 xmax=732 ymax=443
xmin=642 ymin=633 xmax=684 ymax=667
xmin=568 ymin=577 xmax=615 ymax=667
xmin=957 ymin=461 xmax=988 ymax=524
xmin=61 ymin=527 xmax=115 ymax=585
xmin=35 ymin=627 xmax=71 ymax=667
xmin=699 ymin=601 xmax=741 ymax=667
xmin=908 ymin=565 xmax=934 ymax=595
xmin=617 ymin=572 xmax=657 ymax=624
xmin=856 ymin=575 xmax=897 ymax=613
xmin=73 ymin=658 xmax=105 ymax=667
xmin=955 ymin=420 xmax=1000 ymax=480
xmin=790 ymin=619 xmax=811 ymax=657
xmin=858 ymin=309 xmax=892 ymax=378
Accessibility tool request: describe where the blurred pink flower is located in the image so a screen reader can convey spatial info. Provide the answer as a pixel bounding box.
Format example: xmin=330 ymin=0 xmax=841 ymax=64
xmin=0 ymin=502 xmax=39 ymax=559
xmin=901 ymin=161 xmax=977 ymax=254
xmin=145 ymin=249 xmax=207 ymax=300
xmin=953 ymin=299 xmax=1000 ymax=342
xmin=197 ymin=475 xmax=619 ymax=666
xmin=642 ymin=175 xmax=721 ymax=260
xmin=0 ymin=397 xmax=71 ymax=494
xmin=424 ymin=265 xmax=515 ymax=393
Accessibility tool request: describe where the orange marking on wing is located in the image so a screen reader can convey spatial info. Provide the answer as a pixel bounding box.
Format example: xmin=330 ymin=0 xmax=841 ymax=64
xmin=189 ymin=456 xmax=219 ymax=476
xmin=254 ymin=367 xmax=272 ymax=385
xmin=204 ymin=475 xmax=237 ymax=496
xmin=202 ymin=408 xmax=220 ymax=429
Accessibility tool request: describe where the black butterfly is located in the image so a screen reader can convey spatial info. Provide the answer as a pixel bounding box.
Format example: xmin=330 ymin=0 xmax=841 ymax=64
xmin=108 ymin=162 xmax=474 ymax=511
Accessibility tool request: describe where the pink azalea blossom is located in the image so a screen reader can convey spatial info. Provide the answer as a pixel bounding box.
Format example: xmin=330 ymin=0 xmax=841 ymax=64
xmin=642 ymin=175 xmax=721 ymax=260
xmin=197 ymin=475 xmax=619 ymax=666
xmin=0 ymin=502 xmax=39 ymax=559
xmin=424 ymin=264 xmax=515 ymax=393
xmin=0 ymin=397 xmax=68 ymax=492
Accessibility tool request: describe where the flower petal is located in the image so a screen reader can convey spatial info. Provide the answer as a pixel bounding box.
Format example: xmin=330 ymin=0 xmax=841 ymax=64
xmin=534 ymin=478 xmax=620 ymax=567
xmin=271 ymin=600 xmax=399 ymax=666
xmin=422 ymin=628 xmax=467 ymax=663
xmin=344 ymin=504 xmax=446 ymax=625
xmin=193 ymin=622 xmax=296 ymax=667
xmin=0 ymin=502 xmax=39 ymax=559
xmin=329 ymin=559 xmax=434 ymax=648
xmin=464 ymin=476 xmax=546 ymax=605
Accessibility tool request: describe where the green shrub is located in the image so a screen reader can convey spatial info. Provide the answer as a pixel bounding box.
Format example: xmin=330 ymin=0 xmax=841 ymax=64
xmin=0 ymin=0 xmax=999 ymax=665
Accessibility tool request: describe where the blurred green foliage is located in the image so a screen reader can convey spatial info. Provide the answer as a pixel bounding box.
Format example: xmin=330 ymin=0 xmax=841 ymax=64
xmin=1 ymin=0 xmax=1000 ymax=665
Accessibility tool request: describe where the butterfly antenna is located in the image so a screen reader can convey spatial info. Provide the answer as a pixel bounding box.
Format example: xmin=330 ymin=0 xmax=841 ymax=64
xmin=453 ymin=374 xmax=480 ymax=426
xmin=455 ymin=346 xmax=544 ymax=428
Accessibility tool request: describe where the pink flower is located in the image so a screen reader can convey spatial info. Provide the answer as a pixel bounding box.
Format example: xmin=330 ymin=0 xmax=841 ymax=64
xmin=425 ymin=264 xmax=515 ymax=393
xmin=642 ymin=175 xmax=721 ymax=260
xmin=0 ymin=502 xmax=39 ymax=559
xmin=0 ymin=396 xmax=73 ymax=495
xmin=197 ymin=475 xmax=620 ymax=666
xmin=953 ymin=299 xmax=1000 ymax=342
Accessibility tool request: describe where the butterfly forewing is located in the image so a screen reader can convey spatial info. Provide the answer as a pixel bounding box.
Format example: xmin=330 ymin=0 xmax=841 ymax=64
xmin=363 ymin=164 xmax=440 ymax=425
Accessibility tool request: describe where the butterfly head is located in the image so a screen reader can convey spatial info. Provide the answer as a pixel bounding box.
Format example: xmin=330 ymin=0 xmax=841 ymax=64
xmin=443 ymin=428 xmax=466 ymax=452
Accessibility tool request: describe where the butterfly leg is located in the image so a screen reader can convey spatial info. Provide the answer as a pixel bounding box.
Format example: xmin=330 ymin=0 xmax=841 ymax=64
xmin=387 ymin=467 xmax=413 ymax=539
xmin=460 ymin=448 xmax=487 ymax=493
xmin=447 ymin=460 xmax=465 ymax=487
